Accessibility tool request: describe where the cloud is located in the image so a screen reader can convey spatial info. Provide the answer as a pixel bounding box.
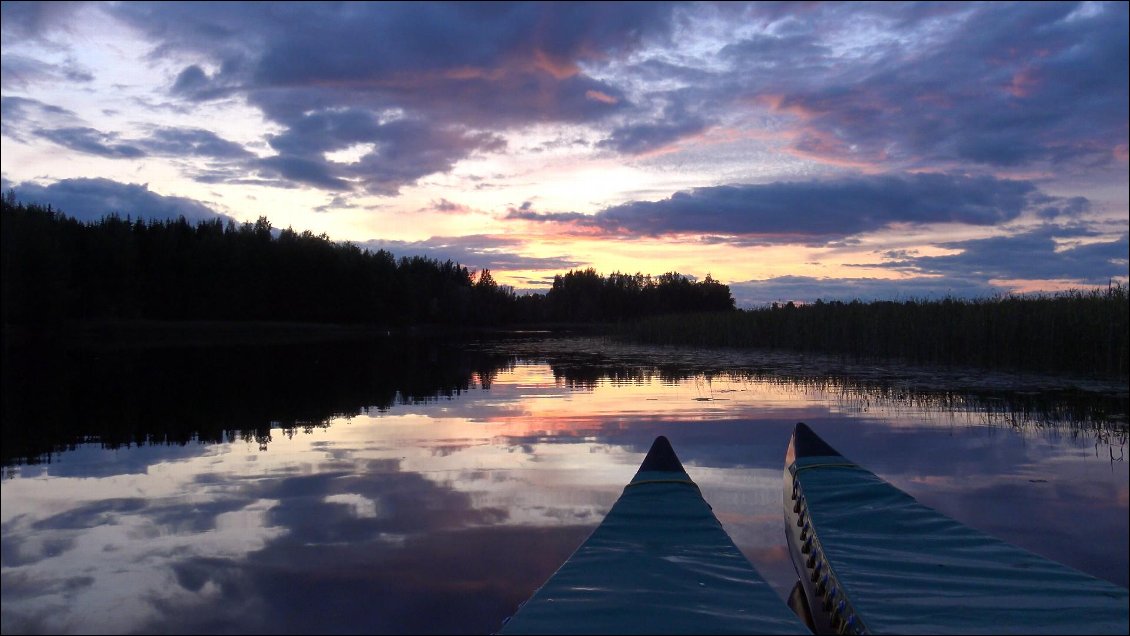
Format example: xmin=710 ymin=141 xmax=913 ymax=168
xmin=512 ymin=173 xmax=1056 ymax=245
xmin=0 ymin=1 xmax=88 ymax=44
xmin=139 ymin=127 xmax=255 ymax=160
xmin=14 ymin=2 xmax=1123 ymax=196
xmin=255 ymin=155 xmax=352 ymax=191
xmin=722 ymin=3 xmax=1129 ymax=172
xmin=96 ymin=2 xmax=681 ymax=191
xmin=873 ymin=226 xmax=1130 ymax=284
xmin=356 ymin=235 xmax=583 ymax=274
xmin=210 ymin=98 xmax=505 ymax=195
xmin=169 ymin=64 xmax=237 ymax=101
xmin=9 ymin=178 xmax=228 ymax=223
xmin=19 ymin=119 xmax=255 ymax=165
xmin=0 ymin=96 xmax=79 ymax=141
xmin=33 ymin=126 xmax=146 ymax=158
xmin=334 ymin=119 xmax=506 ymax=196
xmin=425 ymin=198 xmax=472 ymax=215
xmin=0 ymin=53 xmax=92 ymax=89
xmin=724 ymin=225 xmax=1128 ymax=307
xmin=598 ymin=111 xmax=708 ymax=155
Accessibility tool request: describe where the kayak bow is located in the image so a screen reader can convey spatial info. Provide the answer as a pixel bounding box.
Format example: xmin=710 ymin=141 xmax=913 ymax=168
xmin=501 ymin=435 xmax=809 ymax=635
xmin=784 ymin=422 xmax=1129 ymax=635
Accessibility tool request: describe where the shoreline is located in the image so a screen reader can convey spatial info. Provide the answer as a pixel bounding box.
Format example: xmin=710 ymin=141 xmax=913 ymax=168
xmin=0 ymin=319 xmax=605 ymax=350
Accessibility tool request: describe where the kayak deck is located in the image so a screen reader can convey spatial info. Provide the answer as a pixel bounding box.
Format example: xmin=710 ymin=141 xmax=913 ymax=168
xmin=784 ymin=422 xmax=1129 ymax=635
xmin=500 ymin=435 xmax=809 ymax=635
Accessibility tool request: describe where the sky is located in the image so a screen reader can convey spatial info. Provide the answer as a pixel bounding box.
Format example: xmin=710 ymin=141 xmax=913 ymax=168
xmin=1 ymin=1 xmax=1127 ymax=307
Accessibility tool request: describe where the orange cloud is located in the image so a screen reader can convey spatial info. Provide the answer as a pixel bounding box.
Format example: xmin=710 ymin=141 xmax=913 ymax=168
xmin=585 ymin=90 xmax=618 ymax=104
xmin=752 ymin=93 xmax=821 ymax=120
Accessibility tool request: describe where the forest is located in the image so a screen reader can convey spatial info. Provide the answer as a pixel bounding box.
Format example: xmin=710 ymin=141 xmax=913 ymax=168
xmin=4 ymin=196 xmax=1126 ymax=379
xmin=0 ymin=197 xmax=734 ymax=327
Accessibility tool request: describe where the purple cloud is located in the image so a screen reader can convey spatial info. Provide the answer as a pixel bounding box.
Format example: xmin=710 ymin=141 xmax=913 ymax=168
xmin=722 ymin=3 xmax=1128 ymax=172
xmin=512 ymin=173 xmax=1062 ymax=245
xmin=139 ymin=127 xmax=255 ymax=160
xmin=33 ymin=127 xmax=146 ymax=159
xmin=1 ymin=54 xmax=92 ymax=89
xmin=258 ymin=110 xmax=505 ymax=195
xmin=91 ymin=2 xmax=681 ymax=193
xmin=598 ymin=108 xmax=708 ymax=154
xmin=871 ymin=226 xmax=1129 ymax=284
xmin=357 ymin=235 xmax=582 ymax=274
xmin=0 ymin=96 xmax=79 ymax=141
xmin=9 ymin=178 xmax=228 ymax=224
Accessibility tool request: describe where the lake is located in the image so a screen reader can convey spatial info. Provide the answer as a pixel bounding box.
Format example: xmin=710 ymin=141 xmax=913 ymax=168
xmin=1 ymin=333 xmax=1127 ymax=634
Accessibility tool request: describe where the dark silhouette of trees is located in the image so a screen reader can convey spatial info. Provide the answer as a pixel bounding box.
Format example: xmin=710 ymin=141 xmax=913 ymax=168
xmin=1 ymin=197 xmax=736 ymax=327
xmin=545 ymin=268 xmax=734 ymax=322
xmin=623 ymin=288 xmax=1130 ymax=379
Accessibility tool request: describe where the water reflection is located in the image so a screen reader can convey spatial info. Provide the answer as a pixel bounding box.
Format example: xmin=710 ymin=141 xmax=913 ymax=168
xmin=1 ymin=336 xmax=1127 ymax=634
xmin=1 ymin=337 xmax=516 ymax=466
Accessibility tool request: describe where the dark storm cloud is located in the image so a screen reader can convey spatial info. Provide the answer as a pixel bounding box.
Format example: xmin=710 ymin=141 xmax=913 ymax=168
xmin=724 ymin=2 xmax=1129 ymax=171
xmin=100 ymin=2 xmax=681 ymax=191
xmin=357 ymin=235 xmax=583 ymax=273
xmin=512 ymin=174 xmax=1047 ymax=244
xmin=10 ymin=177 xmax=227 ymax=223
xmin=875 ymin=227 xmax=1130 ymax=283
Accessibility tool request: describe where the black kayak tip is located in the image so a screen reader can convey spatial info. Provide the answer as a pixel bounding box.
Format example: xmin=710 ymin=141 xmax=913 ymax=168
xmin=638 ymin=435 xmax=686 ymax=474
xmin=791 ymin=422 xmax=843 ymax=460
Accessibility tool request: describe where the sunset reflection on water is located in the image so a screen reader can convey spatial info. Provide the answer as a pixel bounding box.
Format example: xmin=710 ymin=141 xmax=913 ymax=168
xmin=2 ymin=357 xmax=1126 ymax=634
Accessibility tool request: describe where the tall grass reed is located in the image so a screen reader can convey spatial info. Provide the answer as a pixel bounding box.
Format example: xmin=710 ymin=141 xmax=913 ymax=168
xmin=621 ymin=286 xmax=1129 ymax=379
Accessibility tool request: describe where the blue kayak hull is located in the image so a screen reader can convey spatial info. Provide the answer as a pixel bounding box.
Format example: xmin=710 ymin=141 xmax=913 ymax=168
xmin=784 ymin=422 xmax=1129 ymax=635
xmin=501 ymin=436 xmax=809 ymax=635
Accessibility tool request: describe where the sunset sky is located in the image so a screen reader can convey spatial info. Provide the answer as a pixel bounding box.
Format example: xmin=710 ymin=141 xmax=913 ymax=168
xmin=2 ymin=1 xmax=1126 ymax=306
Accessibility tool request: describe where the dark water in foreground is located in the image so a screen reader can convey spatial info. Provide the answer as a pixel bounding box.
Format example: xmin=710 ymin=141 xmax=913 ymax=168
xmin=2 ymin=335 xmax=1127 ymax=634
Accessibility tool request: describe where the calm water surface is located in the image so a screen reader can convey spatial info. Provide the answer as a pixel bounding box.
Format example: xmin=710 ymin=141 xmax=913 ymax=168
xmin=2 ymin=336 xmax=1127 ymax=634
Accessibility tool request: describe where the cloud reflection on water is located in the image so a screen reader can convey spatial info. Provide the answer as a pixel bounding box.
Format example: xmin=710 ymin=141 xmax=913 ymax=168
xmin=1 ymin=359 xmax=1126 ymax=634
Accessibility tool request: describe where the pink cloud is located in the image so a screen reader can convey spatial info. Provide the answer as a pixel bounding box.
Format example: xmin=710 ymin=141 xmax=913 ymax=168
xmin=585 ymin=89 xmax=618 ymax=104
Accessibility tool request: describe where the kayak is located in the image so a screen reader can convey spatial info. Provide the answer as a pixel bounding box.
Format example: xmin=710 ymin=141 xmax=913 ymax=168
xmin=784 ymin=422 xmax=1129 ymax=635
xmin=500 ymin=435 xmax=810 ymax=635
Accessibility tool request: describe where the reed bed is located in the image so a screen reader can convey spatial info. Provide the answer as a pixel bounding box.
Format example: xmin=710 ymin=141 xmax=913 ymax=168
xmin=620 ymin=287 xmax=1129 ymax=379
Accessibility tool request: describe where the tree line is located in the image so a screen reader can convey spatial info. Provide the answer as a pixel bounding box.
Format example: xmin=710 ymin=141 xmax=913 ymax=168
xmin=623 ymin=291 xmax=1130 ymax=379
xmin=0 ymin=197 xmax=734 ymax=327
